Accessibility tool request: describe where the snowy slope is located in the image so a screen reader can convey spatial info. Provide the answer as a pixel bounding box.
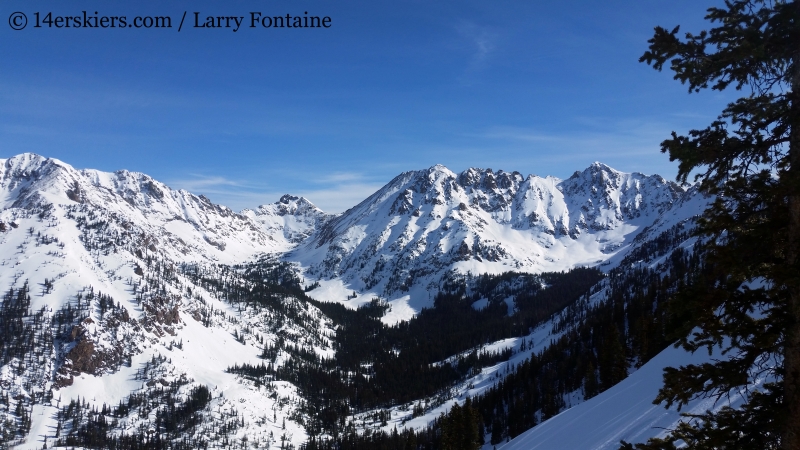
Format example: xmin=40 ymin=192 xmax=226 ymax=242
xmin=498 ymin=344 xmax=751 ymax=450
xmin=347 ymin=193 xmax=713 ymax=444
xmin=353 ymin=331 xmax=752 ymax=450
xmin=0 ymin=153 xmax=326 ymax=262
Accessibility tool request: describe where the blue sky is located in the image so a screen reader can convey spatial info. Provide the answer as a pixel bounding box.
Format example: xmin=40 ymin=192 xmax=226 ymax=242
xmin=1 ymin=0 xmax=733 ymax=212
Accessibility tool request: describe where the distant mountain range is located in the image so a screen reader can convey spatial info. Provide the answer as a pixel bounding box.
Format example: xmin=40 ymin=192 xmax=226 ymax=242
xmin=0 ymin=153 xmax=714 ymax=449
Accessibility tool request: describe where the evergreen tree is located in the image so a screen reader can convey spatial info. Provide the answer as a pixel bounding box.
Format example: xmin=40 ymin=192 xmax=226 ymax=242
xmin=628 ymin=1 xmax=800 ymax=448
xmin=440 ymin=400 xmax=482 ymax=450
xmin=599 ymin=326 xmax=627 ymax=390
xmin=584 ymin=359 xmax=599 ymax=400
xmin=462 ymin=398 xmax=483 ymax=450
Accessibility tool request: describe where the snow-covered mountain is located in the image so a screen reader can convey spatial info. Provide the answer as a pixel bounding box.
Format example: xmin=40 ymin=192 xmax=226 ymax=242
xmin=0 ymin=154 xmax=336 ymax=261
xmin=0 ymin=154 xmax=333 ymax=448
xmin=242 ymin=194 xmax=331 ymax=247
xmin=291 ymin=163 xmax=685 ymax=321
xmin=0 ymin=153 xmax=713 ymax=449
xmin=0 ymin=153 xmax=689 ymax=304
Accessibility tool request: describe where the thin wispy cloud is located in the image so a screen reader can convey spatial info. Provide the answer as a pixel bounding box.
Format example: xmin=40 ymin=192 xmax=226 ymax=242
xmin=166 ymin=171 xmax=386 ymax=214
xmin=296 ymin=182 xmax=386 ymax=214
xmin=314 ymin=172 xmax=366 ymax=184
xmin=455 ymin=21 xmax=498 ymax=81
xmin=447 ymin=119 xmax=686 ymax=179
xmin=167 ymin=175 xmax=244 ymax=192
xmin=479 ymin=119 xmax=674 ymax=154
xmin=0 ymin=81 xmax=194 ymax=119
xmin=165 ymin=175 xmax=270 ymax=211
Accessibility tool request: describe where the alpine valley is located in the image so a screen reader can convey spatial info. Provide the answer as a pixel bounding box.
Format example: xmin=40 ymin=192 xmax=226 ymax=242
xmin=0 ymin=153 xmax=738 ymax=450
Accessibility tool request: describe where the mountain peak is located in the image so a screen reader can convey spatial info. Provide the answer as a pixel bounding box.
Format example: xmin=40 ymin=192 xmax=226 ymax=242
xmin=263 ymin=194 xmax=323 ymax=214
xmin=421 ymin=164 xmax=456 ymax=180
xmin=279 ymin=194 xmax=301 ymax=203
xmin=458 ymin=167 xmax=524 ymax=190
xmin=3 ymin=152 xmax=50 ymax=166
xmin=1 ymin=152 xmax=67 ymax=180
xmin=296 ymin=161 xmax=689 ymax=300
xmin=590 ymin=161 xmax=613 ymax=170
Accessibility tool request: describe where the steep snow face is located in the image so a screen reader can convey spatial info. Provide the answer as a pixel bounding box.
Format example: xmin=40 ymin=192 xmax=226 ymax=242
xmin=242 ymin=194 xmax=332 ymax=248
xmin=292 ymin=163 xmax=684 ymax=302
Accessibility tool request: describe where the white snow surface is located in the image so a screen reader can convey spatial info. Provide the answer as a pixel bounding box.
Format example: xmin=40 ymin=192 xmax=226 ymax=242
xmin=497 ymin=344 xmax=751 ymax=450
xmin=363 ymin=296 xmax=754 ymax=450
